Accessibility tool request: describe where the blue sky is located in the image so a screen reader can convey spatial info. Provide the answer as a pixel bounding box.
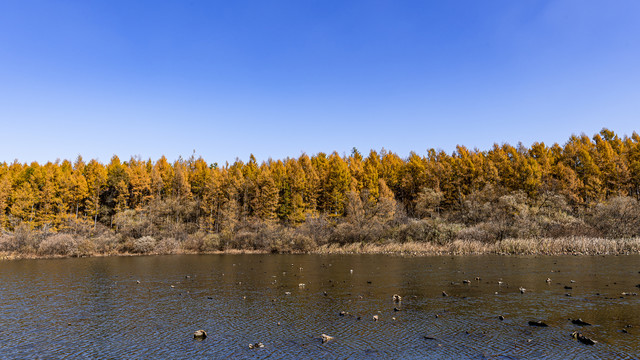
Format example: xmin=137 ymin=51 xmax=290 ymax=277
xmin=1 ymin=0 xmax=639 ymax=164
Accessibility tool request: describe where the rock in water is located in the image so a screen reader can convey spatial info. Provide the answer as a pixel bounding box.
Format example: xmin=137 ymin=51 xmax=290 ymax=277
xmin=321 ymin=334 xmax=334 ymax=343
xmin=570 ymin=318 xmax=592 ymax=326
xmin=193 ymin=330 xmax=207 ymax=339
xmin=571 ymin=331 xmax=596 ymax=345
xmin=528 ymin=321 xmax=548 ymax=327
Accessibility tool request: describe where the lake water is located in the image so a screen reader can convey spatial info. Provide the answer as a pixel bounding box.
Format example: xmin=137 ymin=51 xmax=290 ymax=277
xmin=0 ymin=254 xmax=639 ymax=359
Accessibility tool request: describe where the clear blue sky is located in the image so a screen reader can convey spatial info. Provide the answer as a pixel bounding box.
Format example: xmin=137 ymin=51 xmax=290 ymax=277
xmin=1 ymin=0 xmax=639 ymax=164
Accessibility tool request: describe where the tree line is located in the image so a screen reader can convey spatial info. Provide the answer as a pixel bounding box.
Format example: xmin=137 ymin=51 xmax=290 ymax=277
xmin=1 ymin=129 xmax=640 ymax=255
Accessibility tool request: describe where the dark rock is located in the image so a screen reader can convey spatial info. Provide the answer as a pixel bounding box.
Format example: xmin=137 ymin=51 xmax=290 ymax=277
xmin=424 ymin=335 xmax=437 ymax=340
xmin=498 ymin=315 xmax=504 ymax=321
xmin=564 ymin=286 xmax=572 ymax=289
xmin=463 ymin=280 xmax=471 ymax=284
xmin=571 ymin=331 xmax=596 ymax=345
xmin=570 ymin=318 xmax=592 ymax=326
xmin=528 ymin=321 xmax=548 ymax=327
xmin=442 ymin=291 xmax=448 ymax=297
xmin=394 ymin=307 xmax=401 ymax=312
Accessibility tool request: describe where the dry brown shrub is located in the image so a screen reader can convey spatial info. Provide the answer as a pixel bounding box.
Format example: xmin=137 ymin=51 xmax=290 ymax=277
xmin=589 ymin=196 xmax=640 ymax=238
xmin=0 ymin=234 xmax=17 ymax=251
xmin=290 ymin=233 xmax=316 ymax=252
xmin=392 ymin=219 xmax=461 ymax=245
xmin=456 ymin=223 xmax=499 ymax=243
xmin=155 ymin=237 xmax=180 ymax=254
xmin=132 ymin=236 xmax=156 ymax=254
xmin=38 ymin=234 xmax=79 ymax=256
xmin=76 ymin=238 xmax=97 ymax=256
xmin=92 ymin=233 xmax=120 ymax=253
xmin=183 ymin=232 xmax=222 ymax=252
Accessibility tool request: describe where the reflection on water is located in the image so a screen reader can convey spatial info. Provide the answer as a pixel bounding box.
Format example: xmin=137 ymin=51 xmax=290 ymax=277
xmin=0 ymin=254 xmax=638 ymax=359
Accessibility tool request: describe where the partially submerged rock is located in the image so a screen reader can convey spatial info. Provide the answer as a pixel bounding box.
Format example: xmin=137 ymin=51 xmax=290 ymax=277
xmin=248 ymin=342 xmax=265 ymax=349
xmin=528 ymin=320 xmax=548 ymax=327
xmin=570 ymin=318 xmax=592 ymax=326
xmin=193 ymin=330 xmax=207 ymax=339
xmin=320 ymin=334 xmax=334 ymax=343
xmin=571 ymin=331 xmax=596 ymax=345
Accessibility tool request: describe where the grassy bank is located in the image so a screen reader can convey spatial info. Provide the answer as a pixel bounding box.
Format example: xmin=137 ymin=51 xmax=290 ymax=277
xmin=316 ymin=237 xmax=640 ymax=256
xmin=2 ymin=236 xmax=640 ymax=260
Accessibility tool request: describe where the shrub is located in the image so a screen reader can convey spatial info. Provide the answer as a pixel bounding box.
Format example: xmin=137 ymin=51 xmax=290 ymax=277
xmin=183 ymin=232 xmax=222 ymax=252
xmin=38 ymin=234 xmax=79 ymax=256
xmin=0 ymin=234 xmax=17 ymax=251
xmin=76 ymin=238 xmax=97 ymax=256
xmin=14 ymin=224 xmax=41 ymax=253
xmin=92 ymin=233 xmax=120 ymax=253
xmin=456 ymin=223 xmax=499 ymax=243
xmin=392 ymin=219 xmax=461 ymax=245
xmin=290 ymin=233 xmax=316 ymax=252
xmin=588 ymin=196 xmax=640 ymax=238
xmin=132 ymin=236 xmax=157 ymax=254
xmin=154 ymin=237 xmax=180 ymax=254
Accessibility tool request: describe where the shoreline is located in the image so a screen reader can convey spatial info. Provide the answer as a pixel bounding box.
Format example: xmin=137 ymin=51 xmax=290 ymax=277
xmin=2 ymin=237 xmax=640 ymax=261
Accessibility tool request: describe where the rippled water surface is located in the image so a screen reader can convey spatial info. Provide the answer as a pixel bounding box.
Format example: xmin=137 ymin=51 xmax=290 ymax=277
xmin=1 ymin=254 xmax=639 ymax=359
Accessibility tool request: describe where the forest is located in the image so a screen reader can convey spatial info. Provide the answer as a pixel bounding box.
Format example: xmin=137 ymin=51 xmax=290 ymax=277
xmin=1 ymin=128 xmax=640 ymax=257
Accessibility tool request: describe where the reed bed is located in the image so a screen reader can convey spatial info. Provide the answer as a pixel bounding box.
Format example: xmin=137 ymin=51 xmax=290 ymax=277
xmin=316 ymin=237 xmax=640 ymax=256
